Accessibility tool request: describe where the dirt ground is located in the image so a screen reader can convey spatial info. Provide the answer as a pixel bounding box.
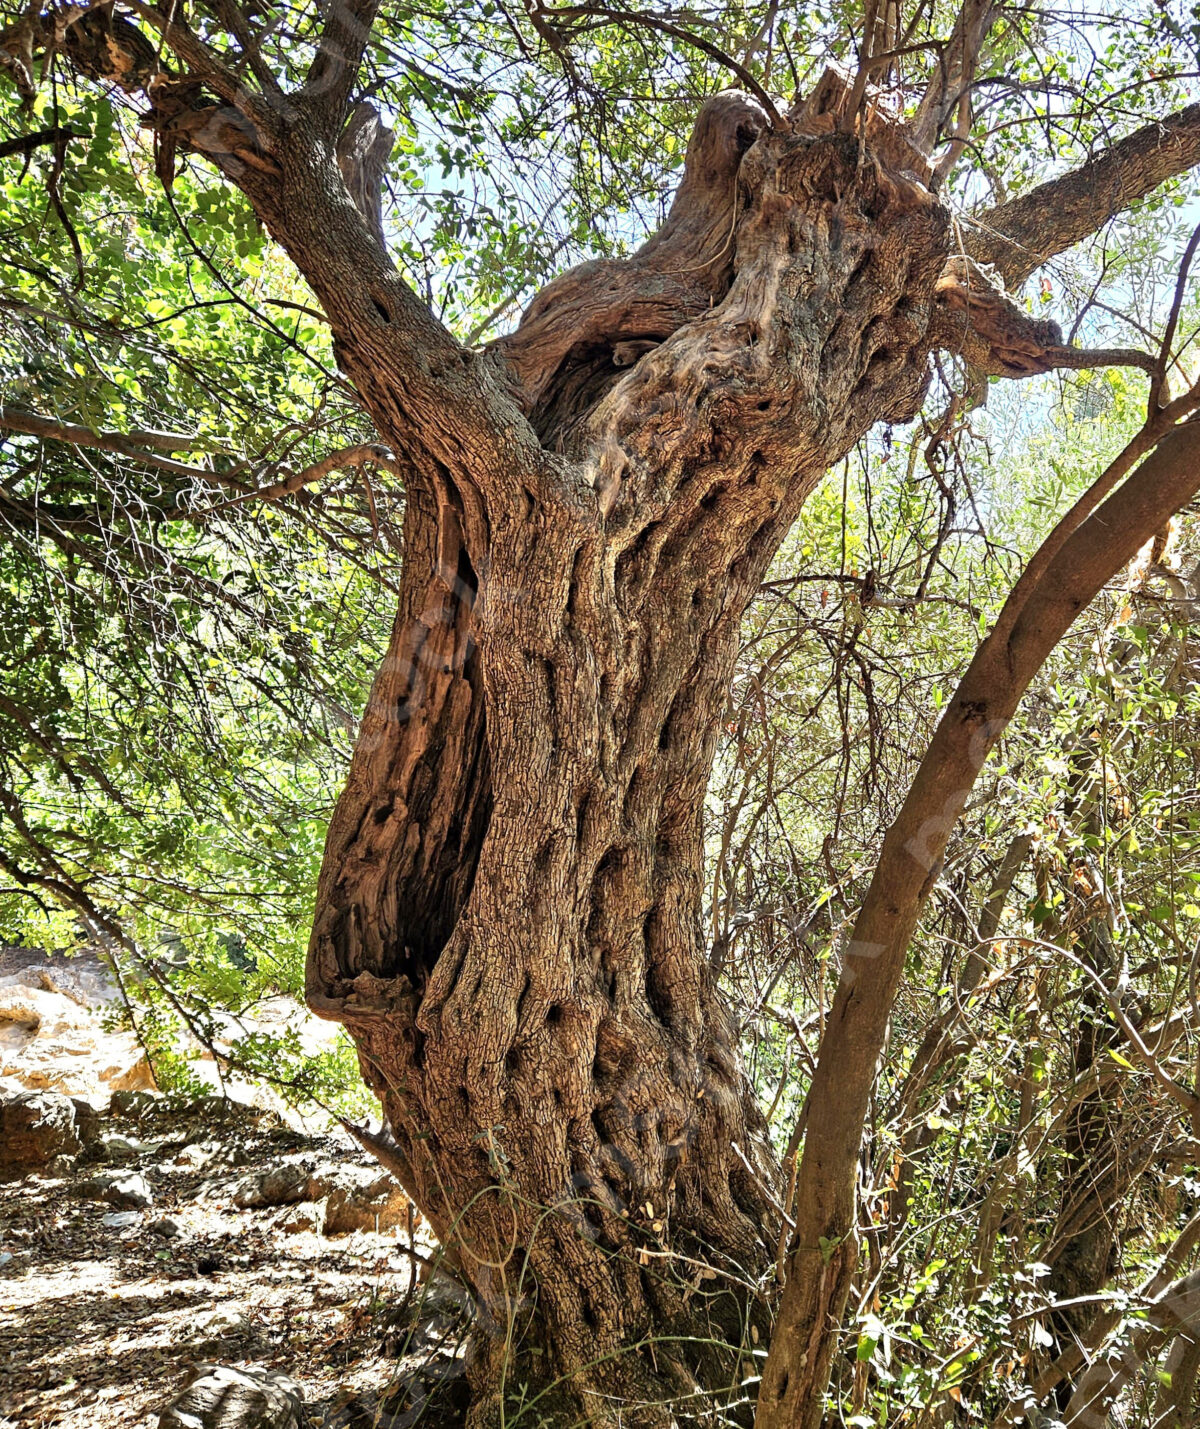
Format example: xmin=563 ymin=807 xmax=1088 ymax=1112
xmin=0 ymin=1095 xmax=471 ymax=1428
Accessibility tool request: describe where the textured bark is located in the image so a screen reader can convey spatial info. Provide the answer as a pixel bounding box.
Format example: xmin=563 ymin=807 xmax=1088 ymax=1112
xmin=491 ymin=92 xmax=767 ymax=445
xmin=13 ymin=8 xmax=1200 ymax=1416
xmin=296 ymin=96 xmax=952 ymax=1424
xmin=930 ymin=256 xmax=1157 ymax=378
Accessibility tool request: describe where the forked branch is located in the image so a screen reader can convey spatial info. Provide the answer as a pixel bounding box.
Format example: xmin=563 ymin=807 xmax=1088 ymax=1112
xmin=304 ymin=0 xmax=383 ymax=132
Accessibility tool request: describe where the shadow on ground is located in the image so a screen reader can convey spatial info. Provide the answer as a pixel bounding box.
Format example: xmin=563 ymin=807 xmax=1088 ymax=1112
xmin=0 ymin=1091 xmax=471 ymax=1428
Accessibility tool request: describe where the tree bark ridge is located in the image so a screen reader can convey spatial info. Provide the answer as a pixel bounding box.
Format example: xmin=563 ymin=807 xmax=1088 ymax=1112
xmin=12 ymin=12 xmax=1200 ymax=1417
xmin=965 ymin=102 xmax=1200 ymax=287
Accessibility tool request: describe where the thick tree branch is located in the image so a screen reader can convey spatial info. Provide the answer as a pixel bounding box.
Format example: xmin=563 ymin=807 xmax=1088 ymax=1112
xmin=252 ymin=174 xmax=547 ymax=543
xmin=205 ymin=0 xmax=284 ymax=98
xmin=931 ymin=255 xmax=1159 ymax=377
xmin=0 ymin=125 xmax=83 ymax=159
xmin=492 ymin=91 xmax=768 ymax=439
xmin=756 ymin=414 xmax=1200 ymax=1429
xmin=910 ymin=0 xmax=998 ymax=155
xmin=122 ymin=0 xmax=267 ymax=116
xmin=965 ymin=101 xmax=1200 ymax=287
xmin=0 ymin=10 xmax=545 ymax=523
xmin=304 ymin=0 xmax=382 ymax=132
xmin=335 ymin=101 xmax=393 ymax=246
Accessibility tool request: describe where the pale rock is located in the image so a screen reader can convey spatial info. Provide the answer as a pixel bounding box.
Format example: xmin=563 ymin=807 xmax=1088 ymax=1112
xmin=156 ymin=1363 xmax=302 ymax=1428
xmin=0 ymin=967 xmax=153 ymax=1096
xmin=190 ymin=1305 xmax=251 ymax=1339
xmin=276 ymin=1199 xmax=326 ymax=1235
xmin=78 ymin=1169 xmax=153 ymax=1209
xmin=99 ymin=1132 xmax=147 ymax=1162
xmin=309 ymin=1163 xmax=410 ymax=1234
xmin=108 ymin=1088 xmax=162 ymax=1118
xmin=231 ymin=1162 xmax=309 ymax=1209
xmin=174 ymin=1142 xmax=216 ymax=1171
xmin=70 ymin=1094 xmax=106 ymax=1147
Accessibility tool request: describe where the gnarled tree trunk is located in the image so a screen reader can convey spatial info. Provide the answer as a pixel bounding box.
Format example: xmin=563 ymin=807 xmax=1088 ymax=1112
xmin=242 ymin=67 xmax=1200 ymax=1421
xmin=9 ymin=0 xmax=1200 ymax=1409
xmin=295 ymin=83 xmax=951 ymax=1424
xmin=23 ymin=6 xmax=1200 ymax=1416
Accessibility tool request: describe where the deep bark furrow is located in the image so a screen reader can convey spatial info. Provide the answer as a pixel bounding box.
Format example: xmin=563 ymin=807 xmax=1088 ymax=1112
xmin=299 ymin=105 xmax=959 ymax=1422
xmin=12 ymin=9 xmax=1200 ymax=1420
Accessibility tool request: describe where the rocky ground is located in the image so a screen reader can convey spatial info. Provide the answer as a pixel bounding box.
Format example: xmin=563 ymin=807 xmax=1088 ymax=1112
xmin=1 ymin=1069 xmax=472 ymax=1428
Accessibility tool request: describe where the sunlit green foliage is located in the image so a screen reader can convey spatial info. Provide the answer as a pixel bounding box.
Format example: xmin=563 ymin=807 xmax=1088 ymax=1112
xmin=3 ymin=0 xmax=1200 ymax=1414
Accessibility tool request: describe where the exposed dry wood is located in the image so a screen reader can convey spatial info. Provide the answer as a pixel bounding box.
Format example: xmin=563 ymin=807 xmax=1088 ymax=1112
xmin=789 ymin=66 xmax=933 ymax=183
xmin=490 ymin=92 xmax=768 ymax=443
xmin=931 ymin=255 xmax=1158 ymax=376
xmin=12 ymin=6 xmax=1200 ymax=1417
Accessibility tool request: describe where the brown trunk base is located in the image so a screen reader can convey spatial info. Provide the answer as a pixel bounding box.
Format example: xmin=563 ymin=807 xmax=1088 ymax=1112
xmin=458 ymin=1263 xmax=769 ymax=1428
